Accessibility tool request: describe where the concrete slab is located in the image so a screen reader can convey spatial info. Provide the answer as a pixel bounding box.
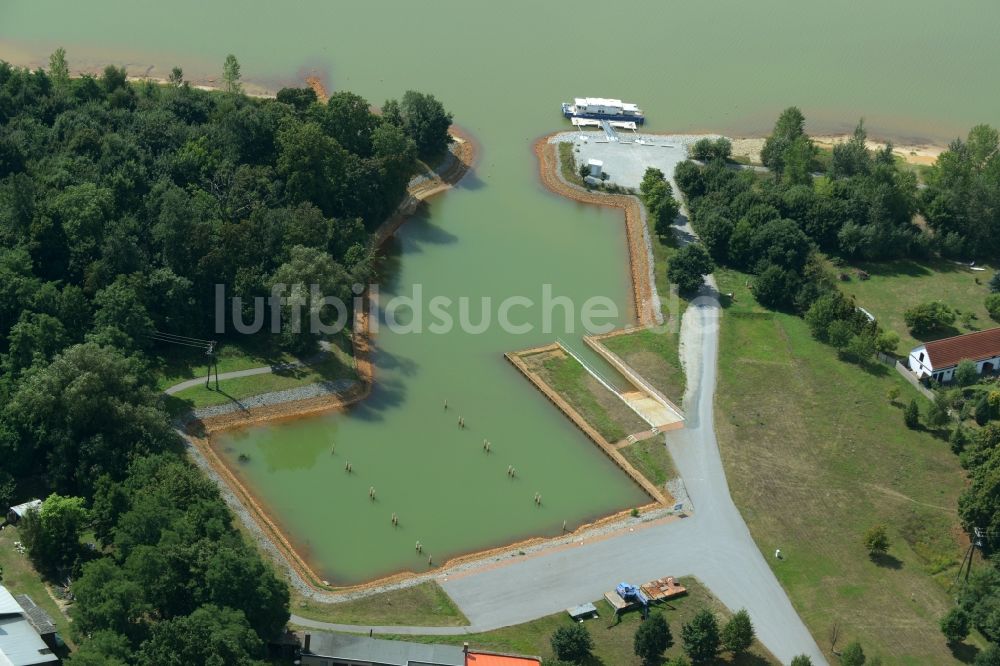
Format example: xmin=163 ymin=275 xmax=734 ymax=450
xmin=550 ymin=132 xmax=718 ymax=190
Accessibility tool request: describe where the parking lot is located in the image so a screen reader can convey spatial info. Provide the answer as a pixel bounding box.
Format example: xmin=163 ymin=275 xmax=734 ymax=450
xmin=551 ymin=131 xmax=711 ymax=189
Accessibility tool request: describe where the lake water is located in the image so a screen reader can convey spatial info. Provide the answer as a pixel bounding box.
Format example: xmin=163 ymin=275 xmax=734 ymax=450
xmin=4 ymin=0 xmax=998 ymax=584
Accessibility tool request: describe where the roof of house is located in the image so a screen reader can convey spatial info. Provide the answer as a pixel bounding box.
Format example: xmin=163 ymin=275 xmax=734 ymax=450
xmin=466 ymin=652 xmax=542 ymax=666
xmin=7 ymin=500 xmax=41 ymax=519
xmin=12 ymin=596 xmax=55 ymax=636
xmin=304 ymin=632 xmax=464 ymax=666
xmin=0 ymin=587 xmax=58 ymax=666
xmin=922 ymin=327 xmax=1000 ymax=369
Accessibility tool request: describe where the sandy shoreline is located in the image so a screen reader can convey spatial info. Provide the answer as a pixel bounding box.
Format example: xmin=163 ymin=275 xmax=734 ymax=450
xmin=729 ymin=134 xmax=943 ymax=166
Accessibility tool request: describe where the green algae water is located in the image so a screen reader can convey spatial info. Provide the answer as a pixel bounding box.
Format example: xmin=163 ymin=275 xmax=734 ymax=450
xmin=5 ymin=0 xmax=999 ymax=584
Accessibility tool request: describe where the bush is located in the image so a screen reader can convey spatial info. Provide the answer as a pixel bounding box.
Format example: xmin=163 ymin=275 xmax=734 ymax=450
xmin=863 ymin=524 xmax=890 ymax=557
xmin=634 ymin=613 xmax=673 ymax=664
xmin=975 ymin=645 xmax=1000 ymax=666
xmin=940 ymin=607 xmax=970 ymax=643
xmin=903 ymin=301 xmax=956 ymax=336
xmin=990 ymin=272 xmax=1000 ymax=293
xmin=790 ymin=657 xmax=813 ymax=666
xmin=986 ymin=293 xmax=1000 ymax=322
xmin=550 ymin=624 xmax=593 ymax=664
xmin=904 ymin=399 xmax=920 ymax=429
xmin=841 ymin=642 xmax=866 ymax=666
xmin=955 ymin=359 xmax=980 ymax=387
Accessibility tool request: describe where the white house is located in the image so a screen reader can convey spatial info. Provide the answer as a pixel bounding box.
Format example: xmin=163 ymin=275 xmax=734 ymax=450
xmin=908 ymin=327 xmax=1000 ymax=383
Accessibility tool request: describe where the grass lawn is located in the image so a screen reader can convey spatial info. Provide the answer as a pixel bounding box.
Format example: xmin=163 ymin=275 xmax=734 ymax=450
xmin=713 ymin=267 xmax=980 ymax=664
xmin=620 ymin=437 xmax=677 ymax=488
xmin=164 ymin=351 xmax=357 ymax=414
xmin=558 ymin=142 xmax=588 ymax=188
xmin=153 ymin=337 xmax=300 ymax=391
xmin=600 ymin=328 xmax=686 ymax=406
xmin=836 ymin=258 xmax=997 ymax=353
xmin=0 ymin=525 xmax=74 ymax=649
xmin=290 ymin=582 xmax=469 ymax=628
xmin=525 ymin=349 xmax=647 ymax=443
xmin=390 ymin=578 xmax=777 ymax=665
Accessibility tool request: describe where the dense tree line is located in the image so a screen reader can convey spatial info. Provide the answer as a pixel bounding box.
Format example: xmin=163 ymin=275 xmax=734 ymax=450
xmin=920 ymin=124 xmax=1000 ymax=259
xmin=0 ymin=54 xmax=451 ymax=359
xmin=0 ymin=52 xmax=454 ymax=663
xmin=675 ymin=108 xmax=930 ymax=314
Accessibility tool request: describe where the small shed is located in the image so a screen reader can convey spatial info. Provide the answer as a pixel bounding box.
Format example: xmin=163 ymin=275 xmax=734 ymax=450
xmin=6 ymin=500 xmax=41 ymax=526
xmin=566 ymin=602 xmax=598 ymax=621
xmin=586 ymin=159 xmax=603 ymax=177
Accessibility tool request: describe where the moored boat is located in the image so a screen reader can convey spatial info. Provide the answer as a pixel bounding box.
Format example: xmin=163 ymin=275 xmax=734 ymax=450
xmin=561 ymin=97 xmax=645 ymax=125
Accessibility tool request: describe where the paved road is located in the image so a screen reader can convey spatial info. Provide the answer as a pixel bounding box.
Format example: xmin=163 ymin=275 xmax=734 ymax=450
xmin=288 ymin=282 xmax=827 ymax=664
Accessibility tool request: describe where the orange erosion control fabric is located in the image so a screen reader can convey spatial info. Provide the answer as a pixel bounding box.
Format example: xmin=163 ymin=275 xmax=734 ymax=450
xmin=466 ymin=653 xmax=541 ymax=666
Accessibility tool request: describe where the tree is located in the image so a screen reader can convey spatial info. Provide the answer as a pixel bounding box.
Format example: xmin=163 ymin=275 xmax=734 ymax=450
xmin=903 ymin=301 xmax=956 ymax=336
xmin=752 ymin=264 xmax=801 ymax=311
xmin=790 ymin=657 xmax=813 ymax=666
xmin=550 ymin=624 xmax=593 ymax=664
xmin=222 ymin=54 xmax=242 ymax=93
xmin=721 ymin=609 xmax=754 ymax=654
xmin=830 ymin=120 xmax=872 ymax=179
xmin=841 ymin=641 xmax=866 ymax=666
xmin=133 ymin=605 xmax=264 ymax=666
xmin=986 ymin=294 xmax=1000 ymax=322
xmin=673 ymin=160 xmax=705 ymax=199
xmin=761 ymin=107 xmax=816 ymax=184
xmin=269 ymin=245 xmax=351 ymax=353
xmin=324 ymin=91 xmax=379 ymax=156
xmin=66 ymin=630 xmax=133 ymax=666
xmin=667 ymin=245 xmax=714 ymax=295
xmin=991 ymin=273 xmax=1000 ymax=293
xmin=666 ymin=658 xmax=691 ymax=666
xmin=395 ymin=90 xmax=453 ymax=160
xmin=681 ymin=609 xmax=721 ymax=663
xmin=926 ymin=391 xmax=952 ymax=427
xmin=804 ymin=292 xmax=857 ymax=342
xmin=644 ymin=177 xmax=681 ymax=237
xmin=21 ymin=494 xmax=89 ymax=578
xmin=690 ymin=137 xmax=732 ymax=162
xmin=634 ymin=612 xmax=673 ymax=664
xmin=48 ymin=48 xmax=70 ymax=89
xmin=167 ymin=66 xmax=184 ymax=87
xmin=903 ymin=399 xmax=920 ymax=429
xmin=276 ymin=86 xmax=317 ymax=113
xmin=4 ymin=343 xmax=175 ymax=494
xmin=863 ymin=524 xmax=890 ymax=558
xmin=940 ymin=607 xmax=970 ymax=643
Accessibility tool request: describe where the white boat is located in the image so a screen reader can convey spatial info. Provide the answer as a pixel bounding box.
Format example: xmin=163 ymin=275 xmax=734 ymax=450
xmin=561 ymin=97 xmax=645 ymax=125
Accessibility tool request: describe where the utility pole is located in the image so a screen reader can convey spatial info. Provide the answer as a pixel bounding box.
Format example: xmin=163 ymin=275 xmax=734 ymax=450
xmin=951 ymin=527 xmax=985 ymax=591
xmin=147 ymin=330 xmax=220 ymax=391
